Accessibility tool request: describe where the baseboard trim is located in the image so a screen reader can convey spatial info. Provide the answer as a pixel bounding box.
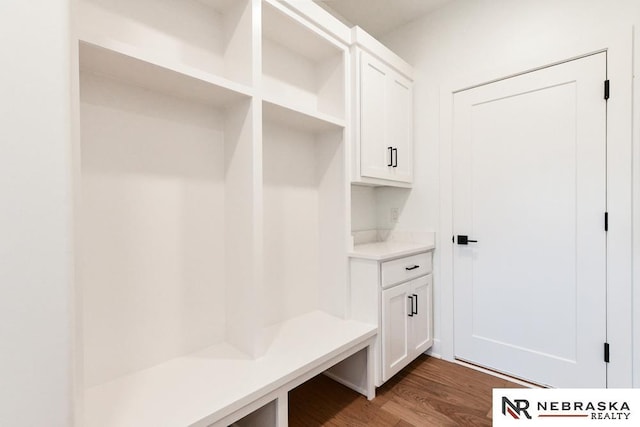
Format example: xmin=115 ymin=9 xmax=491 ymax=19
xmin=425 ymin=339 xmax=442 ymax=359
xmin=453 ymin=359 xmax=543 ymax=389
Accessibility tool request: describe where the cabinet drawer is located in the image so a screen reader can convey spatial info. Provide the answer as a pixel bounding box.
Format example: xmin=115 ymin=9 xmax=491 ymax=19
xmin=381 ymin=252 xmax=431 ymax=289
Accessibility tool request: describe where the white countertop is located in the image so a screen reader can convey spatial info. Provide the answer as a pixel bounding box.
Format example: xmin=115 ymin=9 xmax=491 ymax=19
xmin=349 ymin=241 xmax=435 ymax=261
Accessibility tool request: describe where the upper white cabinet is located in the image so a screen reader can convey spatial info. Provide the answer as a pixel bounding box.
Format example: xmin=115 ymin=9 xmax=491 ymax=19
xmin=352 ymin=27 xmax=414 ymax=187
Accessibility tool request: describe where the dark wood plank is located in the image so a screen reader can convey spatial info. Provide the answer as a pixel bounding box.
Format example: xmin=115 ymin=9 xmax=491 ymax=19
xmin=289 ymin=355 xmax=523 ymax=426
xmin=289 ymin=374 xmax=403 ymax=427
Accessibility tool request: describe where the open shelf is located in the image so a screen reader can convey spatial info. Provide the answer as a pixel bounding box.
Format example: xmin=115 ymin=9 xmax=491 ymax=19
xmin=262 ymin=0 xmax=346 ymax=120
xmin=262 ymin=98 xmax=345 ymax=133
xmin=83 ymin=311 xmax=376 ymax=427
xmin=79 ymin=40 xmax=252 ymax=107
xmin=77 ymin=0 xmax=254 ymax=85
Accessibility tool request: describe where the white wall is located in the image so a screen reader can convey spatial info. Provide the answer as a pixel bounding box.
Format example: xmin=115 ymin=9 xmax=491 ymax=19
xmin=351 ymin=186 xmax=377 ymax=231
xmin=0 ymin=1 xmax=73 ymax=426
xmin=351 ymin=185 xmax=412 ymax=231
xmin=381 ymin=0 xmax=640 ymax=386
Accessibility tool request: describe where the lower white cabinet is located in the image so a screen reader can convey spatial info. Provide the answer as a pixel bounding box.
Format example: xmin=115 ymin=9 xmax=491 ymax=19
xmin=382 ymin=275 xmax=432 ymax=381
xmin=349 ymin=246 xmax=434 ymax=386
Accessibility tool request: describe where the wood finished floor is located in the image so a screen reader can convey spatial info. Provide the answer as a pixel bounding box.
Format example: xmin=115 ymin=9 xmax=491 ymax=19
xmin=289 ymin=355 xmax=522 ymax=426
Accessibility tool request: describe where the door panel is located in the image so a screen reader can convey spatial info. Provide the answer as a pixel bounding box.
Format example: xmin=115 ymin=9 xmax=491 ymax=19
xmin=382 ymin=282 xmax=411 ymax=382
xmin=453 ymin=53 xmax=607 ymax=387
xmin=387 ymin=76 xmax=412 ymax=182
xmin=410 ymin=275 xmax=433 ymax=356
xmin=360 ymin=52 xmax=389 ymax=180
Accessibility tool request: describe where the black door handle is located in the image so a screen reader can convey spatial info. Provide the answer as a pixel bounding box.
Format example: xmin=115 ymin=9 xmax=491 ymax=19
xmin=392 ymin=147 xmax=398 ymax=168
xmin=387 ymin=147 xmax=393 ymax=167
xmin=412 ymin=294 xmax=418 ymax=315
xmin=457 ymin=235 xmax=478 ymax=245
xmin=408 ymin=295 xmax=414 ymax=317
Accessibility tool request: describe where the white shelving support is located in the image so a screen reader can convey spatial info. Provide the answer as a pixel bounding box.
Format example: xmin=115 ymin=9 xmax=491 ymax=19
xmin=224 ymin=98 xmax=264 ymax=357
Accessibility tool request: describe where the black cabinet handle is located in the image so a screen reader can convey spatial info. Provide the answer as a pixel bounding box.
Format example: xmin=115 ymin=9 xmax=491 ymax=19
xmin=387 ymin=146 xmax=393 ymax=167
xmin=412 ymin=294 xmax=418 ymax=315
xmin=408 ymin=296 xmax=414 ymax=317
xmin=405 ymin=265 xmax=420 ymax=271
xmin=392 ymin=147 xmax=398 ymax=168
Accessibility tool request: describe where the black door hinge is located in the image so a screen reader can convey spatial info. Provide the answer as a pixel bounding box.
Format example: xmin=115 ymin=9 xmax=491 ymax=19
xmin=604 ymin=342 xmax=610 ymax=363
xmin=605 ymin=212 xmax=609 ymax=231
xmin=604 ymin=80 xmax=610 ymax=100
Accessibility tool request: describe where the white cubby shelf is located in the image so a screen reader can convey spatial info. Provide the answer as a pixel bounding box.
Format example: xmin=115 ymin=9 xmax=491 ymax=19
xmin=77 ymin=0 xmax=255 ymax=86
xmin=262 ymin=0 xmax=346 ymax=122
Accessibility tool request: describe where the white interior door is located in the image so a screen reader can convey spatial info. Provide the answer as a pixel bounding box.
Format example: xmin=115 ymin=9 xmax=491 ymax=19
xmin=453 ymin=53 xmax=607 ymax=388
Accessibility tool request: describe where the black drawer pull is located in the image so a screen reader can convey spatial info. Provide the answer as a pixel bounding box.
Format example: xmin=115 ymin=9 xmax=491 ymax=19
xmin=412 ymin=293 xmax=418 ymax=315
xmin=405 ymin=265 xmax=420 ymax=271
xmin=387 ymin=146 xmax=393 ymax=167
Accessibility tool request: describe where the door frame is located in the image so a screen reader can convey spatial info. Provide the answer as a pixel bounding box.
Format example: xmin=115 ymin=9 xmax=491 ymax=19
xmin=436 ymin=28 xmax=634 ymax=387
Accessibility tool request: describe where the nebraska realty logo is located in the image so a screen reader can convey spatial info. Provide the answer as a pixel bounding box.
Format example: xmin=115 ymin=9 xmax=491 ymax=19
xmin=493 ymin=389 xmax=640 ymax=426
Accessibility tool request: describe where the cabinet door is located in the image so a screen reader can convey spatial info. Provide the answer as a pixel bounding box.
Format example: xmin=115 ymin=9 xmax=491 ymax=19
xmin=387 ymin=74 xmax=413 ymax=183
xmin=381 ymin=282 xmax=411 ymax=382
xmin=409 ymin=275 xmax=433 ymax=357
xmin=360 ymin=51 xmax=392 ymax=181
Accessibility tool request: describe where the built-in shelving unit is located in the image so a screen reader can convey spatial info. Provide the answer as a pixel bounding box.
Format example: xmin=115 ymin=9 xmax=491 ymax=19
xmin=73 ymin=1 xmax=368 ymax=426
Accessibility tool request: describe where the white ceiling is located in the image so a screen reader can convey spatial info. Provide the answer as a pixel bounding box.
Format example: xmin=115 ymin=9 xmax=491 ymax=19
xmin=314 ymin=0 xmax=452 ymax=37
